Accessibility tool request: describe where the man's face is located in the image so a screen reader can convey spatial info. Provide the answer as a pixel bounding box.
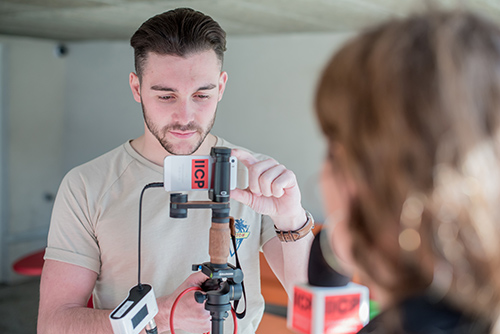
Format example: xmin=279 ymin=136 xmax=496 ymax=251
xmin=130 ymin=50 xmax=227 ymax=155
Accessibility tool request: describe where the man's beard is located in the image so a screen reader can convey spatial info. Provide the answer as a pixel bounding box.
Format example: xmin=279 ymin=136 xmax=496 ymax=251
xmin=142 ymin=103 xmax=216 ymax=155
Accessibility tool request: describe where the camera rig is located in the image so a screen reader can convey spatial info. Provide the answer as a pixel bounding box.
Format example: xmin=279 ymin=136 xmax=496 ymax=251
xmin=170 ymin=147 xmax=245 ymax=334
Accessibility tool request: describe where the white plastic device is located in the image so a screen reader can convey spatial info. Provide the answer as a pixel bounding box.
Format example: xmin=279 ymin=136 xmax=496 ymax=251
xmin=109 ymin=284 xmax=158 ymax=334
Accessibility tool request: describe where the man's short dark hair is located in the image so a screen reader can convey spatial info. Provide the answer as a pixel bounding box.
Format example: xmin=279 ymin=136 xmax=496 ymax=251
xmin=130 ymin=8 xmax=227 ymax=79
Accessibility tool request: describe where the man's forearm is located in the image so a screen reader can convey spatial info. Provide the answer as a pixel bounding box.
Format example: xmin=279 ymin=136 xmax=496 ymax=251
xmin=38 ymin=307 xmax=113 ymax=334
xmin=269 ymin=209 xmax=314 ymax=297
xmin=281 ymin=232 xmax=314 ymax=297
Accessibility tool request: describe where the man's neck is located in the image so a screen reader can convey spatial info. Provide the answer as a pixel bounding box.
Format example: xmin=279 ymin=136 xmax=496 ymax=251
xmin=130 ymin=133 xmax=217 ymax=166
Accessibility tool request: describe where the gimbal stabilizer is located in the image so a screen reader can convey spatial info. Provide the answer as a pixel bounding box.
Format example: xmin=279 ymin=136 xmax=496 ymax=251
xmin=170 ymin=147 xmax=244 ymax=334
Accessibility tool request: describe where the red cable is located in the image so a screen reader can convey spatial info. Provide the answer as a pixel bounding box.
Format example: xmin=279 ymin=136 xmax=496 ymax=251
xmin=170 ymin=286 xmax=238 ymax=334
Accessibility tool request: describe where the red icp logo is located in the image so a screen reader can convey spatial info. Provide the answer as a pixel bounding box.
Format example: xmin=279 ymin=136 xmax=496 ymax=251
xmin=192 ymin=159 xmax=209 ymax=189
xmin=292 ymin=287 xmax=313 ymax=334
xmin=324 ymin=293 xmax=362 ymax=334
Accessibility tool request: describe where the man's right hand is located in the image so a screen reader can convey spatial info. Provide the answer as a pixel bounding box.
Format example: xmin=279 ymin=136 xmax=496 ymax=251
xmin=157 ymin=271 xmax=211 ymax=333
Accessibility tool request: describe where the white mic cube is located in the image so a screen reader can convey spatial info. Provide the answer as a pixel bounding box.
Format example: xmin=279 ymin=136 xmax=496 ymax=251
xmin=287 ymin=282 xmax=370 ymax=334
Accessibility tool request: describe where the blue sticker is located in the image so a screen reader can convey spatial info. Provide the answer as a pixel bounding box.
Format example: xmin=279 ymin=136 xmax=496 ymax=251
xmin=231 ymin=218 xmax=250 ymax=256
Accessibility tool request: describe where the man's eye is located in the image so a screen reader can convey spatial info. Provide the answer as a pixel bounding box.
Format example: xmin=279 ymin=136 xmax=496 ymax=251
xmin=195 ymin=94 xmax=209 ymax=99
xmin=159 ymin=95 xmax=174 ymax=101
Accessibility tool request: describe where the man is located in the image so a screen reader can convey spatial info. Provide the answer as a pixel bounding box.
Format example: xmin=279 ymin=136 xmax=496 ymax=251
xmin=38 ymin=8 xmax=313 ymax=334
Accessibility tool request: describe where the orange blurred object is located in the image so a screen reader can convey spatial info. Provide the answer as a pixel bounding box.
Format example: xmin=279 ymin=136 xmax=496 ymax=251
xmin=13 ymin=249 xmax=94 ymax=308
xmin=12 ymin=249 xmax=45 ymax=276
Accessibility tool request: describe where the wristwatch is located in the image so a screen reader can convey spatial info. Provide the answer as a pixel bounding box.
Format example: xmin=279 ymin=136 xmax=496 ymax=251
xmin=274 ymin=211 xmax=315 ymax=242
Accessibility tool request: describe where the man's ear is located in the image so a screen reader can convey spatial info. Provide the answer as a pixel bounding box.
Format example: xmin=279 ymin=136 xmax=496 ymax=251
xmin=129 ymin=72 xmax=141 ymax=103
xmin=218 ymin=71 xmax=228 ymax=102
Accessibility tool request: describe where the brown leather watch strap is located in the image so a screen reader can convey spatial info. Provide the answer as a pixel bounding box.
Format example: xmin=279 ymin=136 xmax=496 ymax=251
xmin=275 ymin=211 xmax=314 ymax=242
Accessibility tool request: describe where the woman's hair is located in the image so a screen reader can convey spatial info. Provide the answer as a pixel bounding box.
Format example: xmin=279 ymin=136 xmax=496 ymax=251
xmin=316 ymin=9 xmax=500 ymax=325
xmin=130 ymin=7 xmax=226 ymax=79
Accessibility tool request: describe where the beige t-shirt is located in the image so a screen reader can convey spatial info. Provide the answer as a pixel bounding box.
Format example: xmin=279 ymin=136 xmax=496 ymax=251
xmin=45 ymin=137 xmax=276 ymax=334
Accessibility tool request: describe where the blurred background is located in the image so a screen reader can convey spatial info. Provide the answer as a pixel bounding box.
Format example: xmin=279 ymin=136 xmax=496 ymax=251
xmin=0 ymin=0 xmax=499 ymax=332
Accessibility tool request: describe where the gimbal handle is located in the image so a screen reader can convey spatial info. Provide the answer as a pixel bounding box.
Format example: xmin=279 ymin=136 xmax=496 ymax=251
xmin=209 ymin=220 xmax=231 ymax=266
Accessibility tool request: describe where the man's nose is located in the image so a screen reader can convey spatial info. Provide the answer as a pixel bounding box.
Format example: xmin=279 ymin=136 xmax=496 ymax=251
xmin=173 ymin=100 xmax=194 ymax=123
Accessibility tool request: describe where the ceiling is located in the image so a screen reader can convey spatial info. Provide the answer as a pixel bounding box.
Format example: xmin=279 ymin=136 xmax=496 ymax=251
xmin=0 ymin=0 xmax=500 ymax=41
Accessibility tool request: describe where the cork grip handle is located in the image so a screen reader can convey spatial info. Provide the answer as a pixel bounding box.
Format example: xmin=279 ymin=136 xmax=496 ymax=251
xmin=209 ymin=221 xmax=231 ymax=265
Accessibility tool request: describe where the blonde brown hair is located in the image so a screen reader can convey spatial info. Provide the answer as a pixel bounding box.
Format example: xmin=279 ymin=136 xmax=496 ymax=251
xmin=316 ymin=9 xmax=500 ymax=327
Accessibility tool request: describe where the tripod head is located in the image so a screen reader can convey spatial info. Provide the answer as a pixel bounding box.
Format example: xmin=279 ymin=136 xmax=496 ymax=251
xmin=169 ymin=147 xmax=244 ymax=334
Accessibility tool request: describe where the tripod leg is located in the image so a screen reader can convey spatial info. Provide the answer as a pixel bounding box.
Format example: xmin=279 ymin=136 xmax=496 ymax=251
xmin=211 ymin=313 xmax=225 ymax=334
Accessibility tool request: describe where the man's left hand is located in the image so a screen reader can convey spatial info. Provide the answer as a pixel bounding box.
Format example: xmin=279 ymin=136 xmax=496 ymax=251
xmin=230 ymin=149 xmax=306 ymax=230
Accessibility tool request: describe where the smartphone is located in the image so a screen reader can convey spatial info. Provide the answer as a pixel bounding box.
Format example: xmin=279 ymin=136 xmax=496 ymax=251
xmin=163 ymin=155 xmax=237 ymax=192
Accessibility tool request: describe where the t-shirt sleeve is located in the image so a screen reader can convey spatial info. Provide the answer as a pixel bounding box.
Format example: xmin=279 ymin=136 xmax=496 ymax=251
xmin=44 ymin=169 xmax=101 ymax=274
